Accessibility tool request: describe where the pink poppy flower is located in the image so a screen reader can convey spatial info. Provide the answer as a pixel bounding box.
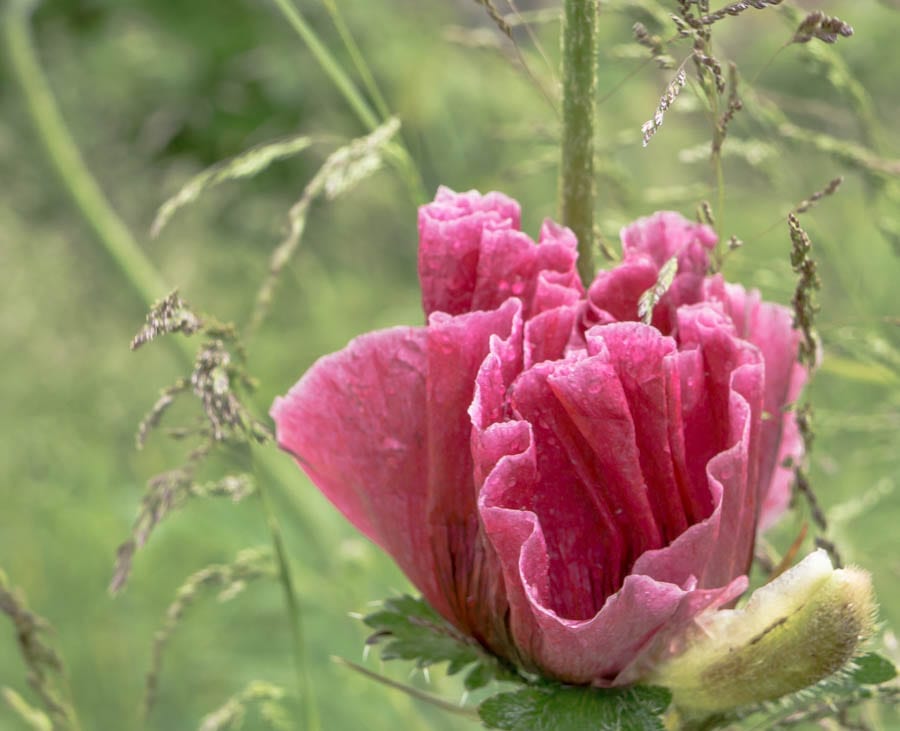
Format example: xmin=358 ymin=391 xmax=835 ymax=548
xmin=271 ymin=188 xmax=806 ymax=685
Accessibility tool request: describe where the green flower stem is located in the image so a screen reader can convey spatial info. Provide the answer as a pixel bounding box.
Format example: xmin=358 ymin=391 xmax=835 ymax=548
xmin=270 ymin=0 xmax=426 ymax=205
xmin=560 ymin=0 xmax=598 ymax=287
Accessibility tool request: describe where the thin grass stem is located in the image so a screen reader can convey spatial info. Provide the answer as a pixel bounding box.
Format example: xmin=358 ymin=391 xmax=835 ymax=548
xmin=320 ymin=0 xmax=392 ymax=121
xmin=254 ymin=449 xmax=320 ymax=731
xmin=271 ymin=0 xmax=377 ymax=127
xmin=506 ymin=0 xmax=558 ymax=87
xmin=333 ymin=657 xmax=480 ymax=719
xmin=3 ymin=8 xmax=327 ymax=708
xmin=750 ymin=42 xmax=789 ymax=85
xmin=269 ymin=0 xmax=426 ymax=204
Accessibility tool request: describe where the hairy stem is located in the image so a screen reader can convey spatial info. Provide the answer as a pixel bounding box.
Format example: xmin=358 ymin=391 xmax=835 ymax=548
xmin=559 ymin=0 xmax=598 ymax=287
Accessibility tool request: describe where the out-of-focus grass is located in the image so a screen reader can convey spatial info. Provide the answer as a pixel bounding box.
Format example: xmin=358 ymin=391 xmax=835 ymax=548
xmin=1 ymin=1 xmax=898 ymax=729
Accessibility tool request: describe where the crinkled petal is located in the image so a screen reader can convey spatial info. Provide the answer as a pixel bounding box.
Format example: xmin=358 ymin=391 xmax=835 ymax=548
xmin=705 ymin=278 xmax=807 ymax=529
xmin=418 ymin=188 xmax=582 ymax=320
xmin=674 ymin=305 xmax=764 ymax=585
xmin=585 ymin=212 xmax=718 ymax=334
xmin=424 ymin=299 xmax=522 ymax=635
xmin=532 ymin=220 xmax=584 ymax=314
xmin=480 ymin=488 xmax=746 ymax=684
xmin=507 ymin=361 xmax=629 ymax=619
xmin=620 ymin=211 xmax=717 ymax=269
xmin=523 ymin=304 xmax=579 ymax=369
xmin=475 ymin=308 xmax=763 ymax=682
xmin=583 ymin=323 xmax=690 ymax=542
xmin=586 ymin=257 xmax=659 ymax=326
xmin=418 ymin=187 xmax=519 ymax=317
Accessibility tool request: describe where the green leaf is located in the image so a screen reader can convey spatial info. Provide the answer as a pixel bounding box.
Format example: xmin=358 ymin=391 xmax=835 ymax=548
xmin=362 ymin=595 xmax=517 ymax=687
xmin=478 ymin=683 xmax=672 ymax=731
xmin=464 ymin=661 xmax=496 ymax=691
xmin=851 ymin=653 xmax=897 ymax=685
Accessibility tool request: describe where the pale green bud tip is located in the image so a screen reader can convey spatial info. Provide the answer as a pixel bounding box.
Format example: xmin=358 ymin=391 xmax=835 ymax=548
xmin=649 ymin=550 xmax=876 ymax=715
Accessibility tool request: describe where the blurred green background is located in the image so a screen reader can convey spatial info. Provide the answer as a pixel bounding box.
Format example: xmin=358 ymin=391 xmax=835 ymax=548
xmin=1 ymin=1 xmax=898 ymax=729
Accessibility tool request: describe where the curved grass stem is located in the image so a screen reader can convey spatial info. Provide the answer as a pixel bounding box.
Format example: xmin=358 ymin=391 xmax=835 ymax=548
xmin=333 ymin=657 xmax=480 ymax=719
xmin=270 ymin=0 xmax=426 ymax=205
xmin=5 ymin=11 xmax=327 ymax=725
xmin=320 ymin=0 xmax=392 ymax=121
xmin=4 ymin=0 xmax=325 ymax=552
xmin=3 ymin=0 xmax=168 ymax=307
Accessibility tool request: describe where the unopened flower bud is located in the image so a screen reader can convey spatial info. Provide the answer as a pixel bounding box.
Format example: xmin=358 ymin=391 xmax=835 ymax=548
xmin=649 ymin=549 xmax=876 ymax=715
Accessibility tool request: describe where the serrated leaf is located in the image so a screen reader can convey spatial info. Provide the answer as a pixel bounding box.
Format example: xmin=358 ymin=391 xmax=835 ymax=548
xmin=362 ymin=595 xmax=517 ymax=687
xmin=851 ymin=653 xmax=897 ymax=685
xmin=464 ymin=661 xmax=495 ymax=691
xmin=363 ymin=595 xmax=475 ymax=666
xmin=478 ymin=684 xmax=671 ymax=731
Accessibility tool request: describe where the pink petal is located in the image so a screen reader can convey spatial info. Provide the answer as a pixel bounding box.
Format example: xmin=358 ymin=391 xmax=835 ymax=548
xmin=532 ymin=221 xmax=584 ymax=314
xmin=418 ymin=188 xmax=582 ymax=320
xmin=705 ymin=278 xmax=807 ymax=529
xmin=508 ymin=360 xmax=629 ymax=619
xmin=620 ymin=211 xmax=717 ymax=269
xmin=423 ymin=299 xmax=523 ymax=637
xmin=582 ymin=325 xmax=691 ymax=541
xmin=585 ymin=212 xmax=718 ymax=334
xmin=470 ymin=229 xmax=582 ymax=318
xmin=586 ymin=257 xmax=659 ymax=325
xmin=674 ymin=305 xmax=764 ymax=585
xmin=523 ymin=305 xmax=579 ymax=369
xmin=470 ymin=227 xmax=542 ymax=314
xmin=272 ymin=299 xmax=526 ymax=644
xmin=418 ymin=188 xmax=519 ymax=317
xmin=481 ymin=486 xmax=746 ymax=684
xmin=475 ymin=308 xmax=764 ymax=683
xmin=271 ymin=326 xmax=452 ymax=617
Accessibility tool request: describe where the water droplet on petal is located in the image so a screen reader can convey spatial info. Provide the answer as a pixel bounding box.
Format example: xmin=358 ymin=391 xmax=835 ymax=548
xmin=381 ymin=437 xmax=405 ymax=452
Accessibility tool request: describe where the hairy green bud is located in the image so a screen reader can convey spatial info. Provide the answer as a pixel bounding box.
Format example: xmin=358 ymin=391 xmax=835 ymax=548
xmin=649 ymin=550 xmax=876 ymax=715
